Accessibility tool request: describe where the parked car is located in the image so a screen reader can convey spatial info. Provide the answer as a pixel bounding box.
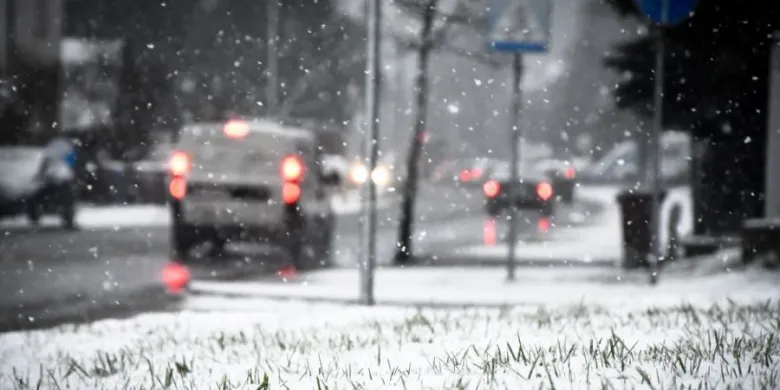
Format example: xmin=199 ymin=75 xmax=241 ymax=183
xmin=579 ymin=131 xmax=690 ymax=186
xmin=0 ymin=144 xmax=79 ymax=229
xmin=530 ymin=157 xmax=590 ymax=204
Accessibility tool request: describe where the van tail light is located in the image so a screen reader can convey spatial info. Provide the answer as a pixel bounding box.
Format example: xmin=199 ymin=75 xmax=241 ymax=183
xmin=564 ymin=167 xmax=576 ymax=180
xmin=169 ymin=177 xmax=187 ymax=200
xmin=282 ymin=182 xmax=302 ymax=205
xmin=169 ymin=151 xmax=190 ymax=200
xmin=169 ymin=151 xmax=191 ymax=177
xmin=281 ymin=155 xmax=304 ymax=182
xmin=460 ymin=168 xmax=484 ymax=182
xmin=281 ymin=155 xmax=304 ymax=205
xmin=536 ymin=182 xmax=553 ymax=201
xmin=483 ymin=180 xmax=501 ymax=198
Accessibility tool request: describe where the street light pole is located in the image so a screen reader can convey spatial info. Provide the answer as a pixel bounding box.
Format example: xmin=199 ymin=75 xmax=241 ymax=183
xmin=266 ymin=0 xmax=280 ymax=115
xmin=360 ymin=0 xmax=382 ymax=305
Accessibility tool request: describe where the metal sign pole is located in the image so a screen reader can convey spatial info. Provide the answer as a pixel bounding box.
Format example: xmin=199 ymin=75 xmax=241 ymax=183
xmin=360 ymin=0 xmax=381 ymax=306
xmin=506 ymin=53 xmax=523 ymax=281
xmin=647 ymin=0 xmax=668 ymax=285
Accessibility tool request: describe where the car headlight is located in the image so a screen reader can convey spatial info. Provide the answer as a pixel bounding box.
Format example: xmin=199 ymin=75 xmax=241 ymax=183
xmin=371 ymin=165 xmax=391 ymax=186
xmin=349 ymin=162 xmax=370 ymax=185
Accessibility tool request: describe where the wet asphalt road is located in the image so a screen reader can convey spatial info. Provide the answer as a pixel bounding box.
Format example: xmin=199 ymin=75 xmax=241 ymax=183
xmin=0 ymin=184 xmax=602 ymax=332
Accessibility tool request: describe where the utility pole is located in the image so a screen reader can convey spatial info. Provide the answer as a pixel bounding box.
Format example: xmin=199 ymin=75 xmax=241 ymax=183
xmin=266 ymin=0 xmax=280 ymax=116
xmin=360 ymin=0 xmax=381 ymax=305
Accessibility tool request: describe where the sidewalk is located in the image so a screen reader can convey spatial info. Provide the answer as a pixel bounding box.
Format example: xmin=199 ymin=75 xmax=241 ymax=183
xmin=186 ymin=252 xmax=770 ymax=310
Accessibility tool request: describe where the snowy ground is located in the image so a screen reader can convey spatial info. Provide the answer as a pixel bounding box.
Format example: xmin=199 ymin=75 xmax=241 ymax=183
xmin=2 ymin=183 xmax=772 ymax=390
xmin=1 ymin=268 xmax=779 ymax=390
xmin=451 ymin=184 xmax=693 ymax=265
xmin=0 ymin=190 xmax=398 ymax=230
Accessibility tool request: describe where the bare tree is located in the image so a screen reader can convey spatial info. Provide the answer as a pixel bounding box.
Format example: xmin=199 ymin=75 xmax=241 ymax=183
xmin=275 ymin=18 xmax=366 ymax=120
xmin=392 ymin=0 xmax=504 ymax=264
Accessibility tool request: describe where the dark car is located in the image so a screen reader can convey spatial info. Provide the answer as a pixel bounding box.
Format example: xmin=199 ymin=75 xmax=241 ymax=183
xmin=530 ymin=158 xmax=589 ymax=204
xmin=0 ymin=145 xmax=79 ymax=229
xmin=481 ymin=162 xmax=556 ymax=218
xmin=168 ymin=119 xmax=340 ymax=269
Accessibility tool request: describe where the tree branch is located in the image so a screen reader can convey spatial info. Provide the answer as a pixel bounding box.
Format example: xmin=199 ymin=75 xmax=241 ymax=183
xmin=276 ymin=51 xmax=364 ymax=118
xmin=439 ymin=43 xmax=503 ymax=68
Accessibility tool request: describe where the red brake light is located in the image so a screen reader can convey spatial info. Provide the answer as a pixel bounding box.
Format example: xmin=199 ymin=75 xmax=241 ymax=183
xmin=536 ymin=182 xmax=553 ymax=201
xmin=483 ymin=180 xmax=501 ymax=198
xmin=169 ymin=152 xmax=190 ymax=176
xmin=460 ymin=168 xmax=484 ymax=182
xmin=537 ymin=217 xmax=551 ymax=233
xmin=224 ymin=120 xmax=249 ymax=139
xmin=282 ymin=182 xmax=301 ymax=205
xmin=169 ymin=177 xmax=187 ymax=199
xmin=564 ymin=167 xmax=576 ymax=179
xmin=281 ymin=155 xmax=304 ymax=182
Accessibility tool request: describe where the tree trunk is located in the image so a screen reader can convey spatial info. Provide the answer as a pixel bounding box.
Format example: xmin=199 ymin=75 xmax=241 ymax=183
xmin=394 ymin=0 xmax=437 ymax=265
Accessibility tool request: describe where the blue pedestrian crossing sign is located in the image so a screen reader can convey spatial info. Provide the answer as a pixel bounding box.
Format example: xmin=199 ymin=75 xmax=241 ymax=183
xmin=488 ymin=0 xmax=552 ymax=53
xmin=636 ymin=0 xmax=698 ymax=26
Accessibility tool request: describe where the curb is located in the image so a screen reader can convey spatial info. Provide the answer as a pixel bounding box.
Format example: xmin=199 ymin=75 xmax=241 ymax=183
xmin=0 ymin=283 xmax=180 ymax=333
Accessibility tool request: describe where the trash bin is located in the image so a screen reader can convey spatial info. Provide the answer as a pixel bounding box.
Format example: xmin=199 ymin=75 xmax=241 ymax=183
xmin=616 ymin=189 xmax=667 ymax=269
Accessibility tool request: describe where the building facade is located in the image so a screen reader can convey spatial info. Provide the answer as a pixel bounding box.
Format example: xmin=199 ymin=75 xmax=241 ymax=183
xmin=1 ymin=0 xmax=63 ymax=144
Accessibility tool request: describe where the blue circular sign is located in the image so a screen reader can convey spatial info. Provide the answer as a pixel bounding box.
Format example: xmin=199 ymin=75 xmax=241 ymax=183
xmin=636 ymin=0 xmax=698 ymax=25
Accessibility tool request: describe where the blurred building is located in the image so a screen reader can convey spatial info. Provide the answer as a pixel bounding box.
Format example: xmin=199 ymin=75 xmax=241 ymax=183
xmin=0 ymin=0 xmax=63 ymax=145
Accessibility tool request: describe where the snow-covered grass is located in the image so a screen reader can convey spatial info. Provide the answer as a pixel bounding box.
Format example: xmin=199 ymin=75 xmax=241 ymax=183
xmin=2 ymin=270 xmax=780 ymax=390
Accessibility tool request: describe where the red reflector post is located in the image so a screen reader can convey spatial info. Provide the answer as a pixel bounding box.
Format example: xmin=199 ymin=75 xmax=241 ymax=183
xmin=537 ymin=217 xmax=551 ymax=233
xmin=161 ymin=262 xmax=190 ymax=294
xmin=169 ymin=151 xmax=191 ymax=176
xmin=281 ymin=155 xmax=304 ymax=182
xmin=536 ymin=182 xmax=553 ymax=201
xmin=169 ymin=177 xmax=187 ymax=199
xmin=483 ymin=218 xmax=497 ymax=246
xmin=282 ymin=182 xmax=301 ymax=204
xmin=483 ymin=180 xmax=501 ymax=198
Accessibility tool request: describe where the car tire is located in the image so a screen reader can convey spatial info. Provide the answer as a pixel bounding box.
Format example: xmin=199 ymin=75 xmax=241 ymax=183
xmin=61 ymin=203 xmax=77 ymax=230
xmin=171 ymin=222 xmax=199 ymax=262
xmin=289 ymin=215 xmax=334 ymax=271
xmin=486 ymin=204 xmax=502 ymax=217
xmin=541 ymin=202 xmax=556 ymax=218
xmin=26 ymin=203 xmax=41 ymax=226
xmin=558 ymin=186 xmax=574 ymax=204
